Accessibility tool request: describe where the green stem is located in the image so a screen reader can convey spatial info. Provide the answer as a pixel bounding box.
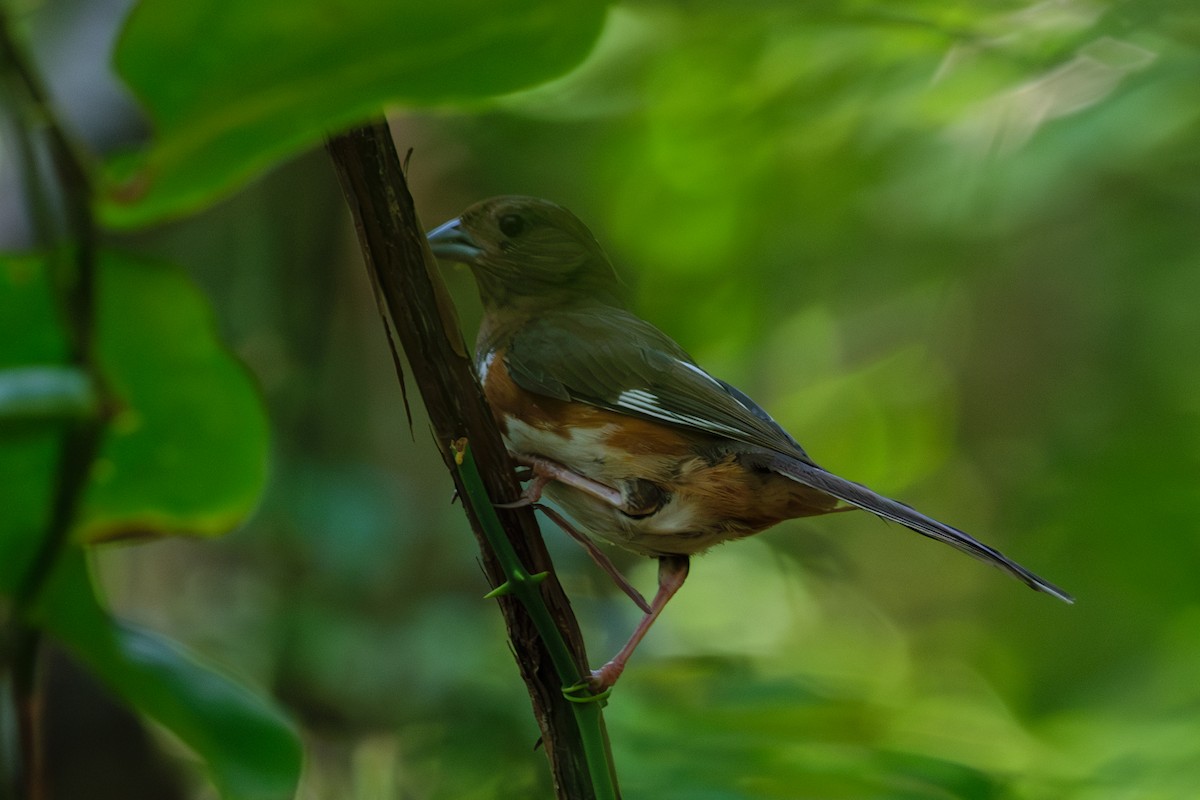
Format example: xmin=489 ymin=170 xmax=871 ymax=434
xmin=453 ymin=442 xmax=619 ymax=800
xmin=0 ymin=9 xmax=107 ymax=800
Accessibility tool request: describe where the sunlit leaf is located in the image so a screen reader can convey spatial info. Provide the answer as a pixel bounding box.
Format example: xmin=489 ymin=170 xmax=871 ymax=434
xmin=34 ymin=548 xmax=302 ymax=800
xmin=102 ymin=0 xmax=610 ymax=227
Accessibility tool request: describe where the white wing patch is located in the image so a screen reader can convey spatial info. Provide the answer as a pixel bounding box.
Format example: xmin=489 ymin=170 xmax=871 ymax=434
xmin=616 ymin=388 xmax=657 ymax=408
xmin=615 ymin=384 xmax=744 ymax=437
xmin=676 ymin=359 xmax=724 ymax=388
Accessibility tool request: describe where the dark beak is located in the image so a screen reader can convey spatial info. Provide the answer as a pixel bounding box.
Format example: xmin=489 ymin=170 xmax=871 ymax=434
xmin=427 ymin=218 xmax=483 ymax=264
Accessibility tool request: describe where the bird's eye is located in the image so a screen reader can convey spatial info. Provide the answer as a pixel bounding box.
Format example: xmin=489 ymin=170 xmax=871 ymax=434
xmin=498 ymin=214 xmax=526 ymax=238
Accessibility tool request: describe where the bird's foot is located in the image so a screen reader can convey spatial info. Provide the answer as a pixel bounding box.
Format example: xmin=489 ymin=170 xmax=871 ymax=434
xmin=504 ymin=454 xmax=625 ymax=509
xmin=588 ymin=661 xmax=624 ymax=693
xmin=495 ymin=473 xmax=551 ymax=508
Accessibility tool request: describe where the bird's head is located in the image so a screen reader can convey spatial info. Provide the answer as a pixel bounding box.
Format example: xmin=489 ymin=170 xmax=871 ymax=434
xmin=427 ymin=196 xmax=626 ymax=312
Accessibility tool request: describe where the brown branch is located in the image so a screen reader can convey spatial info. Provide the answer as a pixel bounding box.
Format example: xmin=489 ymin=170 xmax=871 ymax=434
xmin=326 ymin=121 xmax=610 ymax=799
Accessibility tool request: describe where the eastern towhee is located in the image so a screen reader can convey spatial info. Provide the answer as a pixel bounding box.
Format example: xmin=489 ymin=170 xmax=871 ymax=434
xmin=428 ymin=196 xmax=1072 ymax=691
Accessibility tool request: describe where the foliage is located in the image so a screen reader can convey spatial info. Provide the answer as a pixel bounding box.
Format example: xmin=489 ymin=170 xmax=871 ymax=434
xmin=102 ymin=0 xmax=608 ymax=227
xmin=3 ymin=0 xmax=1199 ymax=797
xmin=0 ymin=248 xmax=295 ymax=797
xmin=2 ymin=0 xmax=607 ymax=796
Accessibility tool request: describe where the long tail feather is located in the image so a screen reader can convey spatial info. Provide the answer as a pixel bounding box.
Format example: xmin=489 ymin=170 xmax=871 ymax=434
xmin=767 ymin=454 xmax=1074 ymax=603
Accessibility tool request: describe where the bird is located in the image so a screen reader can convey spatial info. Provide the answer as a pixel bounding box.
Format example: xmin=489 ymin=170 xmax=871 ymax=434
xmin=427 ymin=195 xmax=1072 ymax=691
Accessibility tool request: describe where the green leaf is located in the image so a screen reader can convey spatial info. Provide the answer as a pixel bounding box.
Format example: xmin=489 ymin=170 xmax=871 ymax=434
xmin=0 ymin=252 xmax=268 ymax=594
xmin=80 ymin=252 xmax=270 ymax=543
xmin=34 ymin=548 xmax=302 ymax=800
xmin=0 ymin=363 xmax=94 ymax=594
xmin=103 ymin=0 xmax=610 ymax=227
xmin=0 ymin=256 xmax=69 ymax=591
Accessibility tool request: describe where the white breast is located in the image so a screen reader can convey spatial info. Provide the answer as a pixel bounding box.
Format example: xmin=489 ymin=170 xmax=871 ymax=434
xmin=501 ymin=414 xmax=619 ymax=480
xmin=502 ymin=414 xmax=713 ymax=554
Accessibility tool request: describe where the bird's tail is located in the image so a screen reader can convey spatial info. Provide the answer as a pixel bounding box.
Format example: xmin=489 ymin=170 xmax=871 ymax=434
xmin=765 ymin=454 xmax=1074 ymax=603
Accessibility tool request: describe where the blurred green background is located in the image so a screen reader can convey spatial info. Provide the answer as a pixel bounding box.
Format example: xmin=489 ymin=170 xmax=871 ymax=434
xmin=4 ymin=0 xmax=1199 ymax=797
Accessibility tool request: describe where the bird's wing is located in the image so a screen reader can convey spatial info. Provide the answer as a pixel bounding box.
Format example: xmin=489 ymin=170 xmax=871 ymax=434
xmin=506 ymin=307 xmax=1074 ymax=604
xmin=504 ymin=307 xmax=814 ymax=461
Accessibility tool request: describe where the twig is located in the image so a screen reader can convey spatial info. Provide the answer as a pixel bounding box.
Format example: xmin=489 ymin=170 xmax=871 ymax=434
xmin=326 ymin=121 xmax=619 ymax=800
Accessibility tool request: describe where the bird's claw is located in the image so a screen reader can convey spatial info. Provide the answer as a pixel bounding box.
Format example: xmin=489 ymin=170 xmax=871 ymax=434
xmin=495 ymin=474 xmax=550 ymax=509
xmin=588 ymin=663 xmax=623 ymax=693
xmin=494 ymin=497 xmax=532 ymax=509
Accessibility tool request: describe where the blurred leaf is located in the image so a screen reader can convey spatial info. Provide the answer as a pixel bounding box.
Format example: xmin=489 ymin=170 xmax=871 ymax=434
xmin=0 ymin=256 xmax=69 ymax=592
xmin=102 ymin=0 xmax=610 ymax=227
xmin=607 ymin=660 xmax=1032 ymax=800
xmin=0 ymin=363 xmax=94 ymax=593
xmin=81 ymin=252 xmax=269 ymax=542
xmin=0 ymin=252 xmax=268 ymax=585
xmin=0 ymin=425 xmax=59 ymax=593
xmin=34 ymin=548 xmax=302 ymax=800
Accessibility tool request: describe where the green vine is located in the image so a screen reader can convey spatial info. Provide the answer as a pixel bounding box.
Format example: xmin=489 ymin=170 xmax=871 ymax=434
xmin=451 ymin=439 xmax=618 ymax=800
xmin=0 ymin=10 xmax=110 ymax=799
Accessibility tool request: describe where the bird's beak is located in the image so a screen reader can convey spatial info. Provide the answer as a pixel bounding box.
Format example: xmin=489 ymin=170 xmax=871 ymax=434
xmin=426 ymin=217 xmax=483 ymax=264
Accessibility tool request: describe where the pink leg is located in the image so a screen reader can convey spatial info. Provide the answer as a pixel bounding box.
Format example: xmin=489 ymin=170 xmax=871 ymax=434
xmin=498 ymin=454 xmax=625 ymax=510
xmin=533 ymin=503 xmax=651 ymax=613
xmin=495 ymin=472 xmax=553 ymax=507
xmin=590 ymin=556 xmax=690 ymax=691
xmin=497 ymin=452 xmax=652 ymax=612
